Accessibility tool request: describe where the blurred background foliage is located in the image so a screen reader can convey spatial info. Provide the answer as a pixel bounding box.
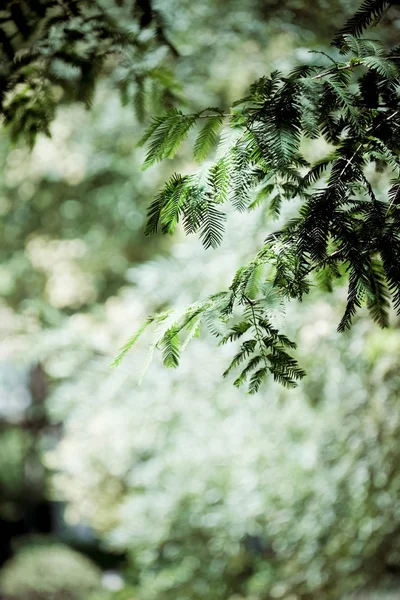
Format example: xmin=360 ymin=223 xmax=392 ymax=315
xmin=2 ymin=0 xmax=400 ymax=599
xmin=0 ymin=538 xmax=103 ymax=600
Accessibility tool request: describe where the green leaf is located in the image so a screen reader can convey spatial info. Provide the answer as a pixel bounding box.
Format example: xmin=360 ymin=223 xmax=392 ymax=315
xmin=145 ymin=174 xmax=191 ymax=236
xmin=194 ymin=115 xmax=224 ymax=161
xmin=248 ymin=367 xmax=269 ymax=394
xmin=361 ymin=55 xmax=399 ymax=80
xmin=208 ymin=158 xmax=231 ymax=205
xmin=198 ymin=199 xmax=226 ymax=249
xmin=139 ymin=109 xmax=198 ymax=169
xmin=244 ymin=264 xmax=264 ymax=299
xmin=111 ymin=317 xmax=154 ymax=367
xmin=160 ymin=326 xmax=181 ymax=368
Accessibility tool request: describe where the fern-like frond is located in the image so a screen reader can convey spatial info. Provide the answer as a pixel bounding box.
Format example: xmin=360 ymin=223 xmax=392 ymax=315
xmin=333 ymin=0 xmax=391 ymax=46
xmin=145 ymin=173 xmax=191 ymax=236
xmin=139 ymin=109 xmax=198 ymax=169
xmin=365 ymin=257 xmax=390 ymax=327
xmin=388 ymin=178 xmax=400 ymax=210
xmin=337 ymin=266 xmax=366 ymax=332
xmin=198 ymin=199 xmax=226 ymax=249
xmin=380 ymin=233 xmax=400 ymax=313
xmin=223 ymin=339 xmax=258 ymax=378
xmin=160 ymin=326 xmax=181 ymax=368
xmin=219 ymin=321 xmax=252 ymax=345
xmin=194 ymin=114 xmax=224 ymax=161
xmin=111 ymin=317 xmax=155 ymax=367
xmin=360 ymin=55 xmax=399 ymax=80
xmin=248 ymin=367 xmax=269 ymax=393
xmin=207 ymin=158 xmax=231 ymax=205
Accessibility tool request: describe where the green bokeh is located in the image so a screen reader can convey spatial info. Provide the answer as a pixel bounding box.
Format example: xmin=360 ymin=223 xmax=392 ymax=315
xmin=1 ymin=2 xmax=400 ymax=599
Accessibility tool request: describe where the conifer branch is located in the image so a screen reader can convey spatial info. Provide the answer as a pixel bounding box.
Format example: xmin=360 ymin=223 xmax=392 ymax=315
xmin=339 ymin=108 xmax=399 ymax=179
xmin=311 ymin=61 xmax=362 ymax=80
xmin=2 ymin=0 xmax=400 ymax=392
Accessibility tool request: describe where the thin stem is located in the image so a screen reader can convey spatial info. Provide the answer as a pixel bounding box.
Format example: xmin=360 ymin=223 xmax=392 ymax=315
xmin=339 ymin=109 xmax=399 ymax=180
xmin=311 ymin=55 xmax=400 ymax=82
xmin=306 ymin=249 xmax=344 ymax=275
xmin=197 ymin=113 xmax=231 ymax=118
xmin=311 ymin=61 xmax=361 ymax=80
xmin=246 ymin=299 xmax=270 ymax=369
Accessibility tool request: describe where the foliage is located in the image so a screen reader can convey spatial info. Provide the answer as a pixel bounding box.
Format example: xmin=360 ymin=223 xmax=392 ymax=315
xmin=2 ymin=2 xmax=400 ymax=600
xmin=0 ymin=93 xmax=169 ymax=316
xmin=0 ymin=0 xmax=179 ymax=145
xmin=41 ymin=268 xmax=400 ymax=599
xmin=0 ymin=428 xmax=29 ymax=520
xmin=2 ymin=0 xmax=352 ymax=147
xmin=13 ymin=207 xmax=396 ymax=600
xmin=88 ymin=586 xmax=138 ymax=600
xmin=0 ymin=540 xmax=102 ymax=600
xmin=3 ymin=0 xmax=400 ymax=392
xmin=0 ymin=0 xmax=330 ymax=319
xmin=118 ymin=1 xmax=400 ymax=391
